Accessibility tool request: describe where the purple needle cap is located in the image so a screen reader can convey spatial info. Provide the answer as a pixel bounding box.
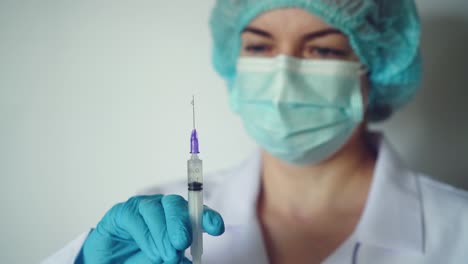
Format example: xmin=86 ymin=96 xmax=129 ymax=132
xmin=190 ymin=129 xmax=200 ymax=154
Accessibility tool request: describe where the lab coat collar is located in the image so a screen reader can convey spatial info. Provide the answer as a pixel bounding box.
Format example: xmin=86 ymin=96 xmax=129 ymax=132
xmin=214 ymin=148 xmax=271 ymax=264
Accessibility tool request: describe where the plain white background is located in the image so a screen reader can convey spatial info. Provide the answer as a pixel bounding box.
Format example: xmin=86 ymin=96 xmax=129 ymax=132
xmin=1 ymin=0 xmax=467 ymax=263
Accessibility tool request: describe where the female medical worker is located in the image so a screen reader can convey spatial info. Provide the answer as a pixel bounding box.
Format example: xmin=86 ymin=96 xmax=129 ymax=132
xmin=44 ymin=1 xmax=468 ymax=264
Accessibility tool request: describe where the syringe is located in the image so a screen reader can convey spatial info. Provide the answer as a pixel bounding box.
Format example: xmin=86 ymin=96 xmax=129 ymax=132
xmin=188 ymin=96 xmax=203 ymax=264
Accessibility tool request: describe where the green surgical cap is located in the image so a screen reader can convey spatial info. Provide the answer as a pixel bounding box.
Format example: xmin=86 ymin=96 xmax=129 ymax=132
xmin=209 ymin=0 xmax=422 ymax=121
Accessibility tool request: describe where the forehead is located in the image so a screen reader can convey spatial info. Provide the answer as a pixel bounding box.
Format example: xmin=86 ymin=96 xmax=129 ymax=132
xmin=246 ymin=8 xmax=333 ymax=32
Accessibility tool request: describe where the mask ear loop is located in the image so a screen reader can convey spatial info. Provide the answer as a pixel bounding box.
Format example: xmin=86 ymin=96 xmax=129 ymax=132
xmin=358 ymin=65 xmax=372 ymax=123
xmin=358 ymin=65 xmax=369 ymax=76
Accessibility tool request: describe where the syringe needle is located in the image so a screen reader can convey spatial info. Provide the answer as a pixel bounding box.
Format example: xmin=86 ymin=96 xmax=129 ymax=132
xmin=191 ymin=95 xmax=196 ymax=129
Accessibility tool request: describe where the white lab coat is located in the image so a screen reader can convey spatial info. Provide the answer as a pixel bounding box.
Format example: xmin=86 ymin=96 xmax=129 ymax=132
xmin=43 ymin=139 xmax=468 ymax=263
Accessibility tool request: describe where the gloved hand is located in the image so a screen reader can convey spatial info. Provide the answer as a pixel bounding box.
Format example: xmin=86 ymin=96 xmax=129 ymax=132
xmin=77 ymin=194 xmax=225 ymax=264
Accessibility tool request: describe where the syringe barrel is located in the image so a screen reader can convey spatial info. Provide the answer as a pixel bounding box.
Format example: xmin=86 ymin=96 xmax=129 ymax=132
xmin=188 ymin=154 xmax=203 ymax=263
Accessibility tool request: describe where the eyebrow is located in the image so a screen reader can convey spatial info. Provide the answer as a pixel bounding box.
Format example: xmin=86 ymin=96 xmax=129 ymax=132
xmin=242 ymin=27 xmax=345 ymax=41
xmin=303 ymin=28 xmax=344 ymax=41
xmin=242 ymin=27 xmax=273 ymax=38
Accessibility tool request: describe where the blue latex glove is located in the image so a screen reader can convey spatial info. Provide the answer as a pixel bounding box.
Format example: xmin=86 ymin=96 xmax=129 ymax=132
xmin=77 ymin=194 xmax=225 ymax=264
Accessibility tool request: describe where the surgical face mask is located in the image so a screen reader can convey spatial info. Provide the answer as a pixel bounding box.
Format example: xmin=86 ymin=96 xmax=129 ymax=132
xmin=229 ymin=55 xmax=365 ymax=165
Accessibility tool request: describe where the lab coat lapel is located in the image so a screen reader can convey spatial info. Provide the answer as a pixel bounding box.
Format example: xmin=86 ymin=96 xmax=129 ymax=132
xmin=354 ymin=139 xmax=425 ymax=263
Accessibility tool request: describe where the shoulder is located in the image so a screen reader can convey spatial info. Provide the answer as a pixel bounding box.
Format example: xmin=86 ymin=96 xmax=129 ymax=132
xmin=418 ymin=174 xmax=468 ymax=214
xmin=417 ymin=173 xmax=468 ymax=256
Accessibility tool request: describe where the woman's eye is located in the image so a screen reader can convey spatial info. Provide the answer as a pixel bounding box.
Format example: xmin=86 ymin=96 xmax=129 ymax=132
xmin=305 ymin=46 xmax=348 ymax=59
xmin=244 ymin=44 xmax=273 ymax=55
